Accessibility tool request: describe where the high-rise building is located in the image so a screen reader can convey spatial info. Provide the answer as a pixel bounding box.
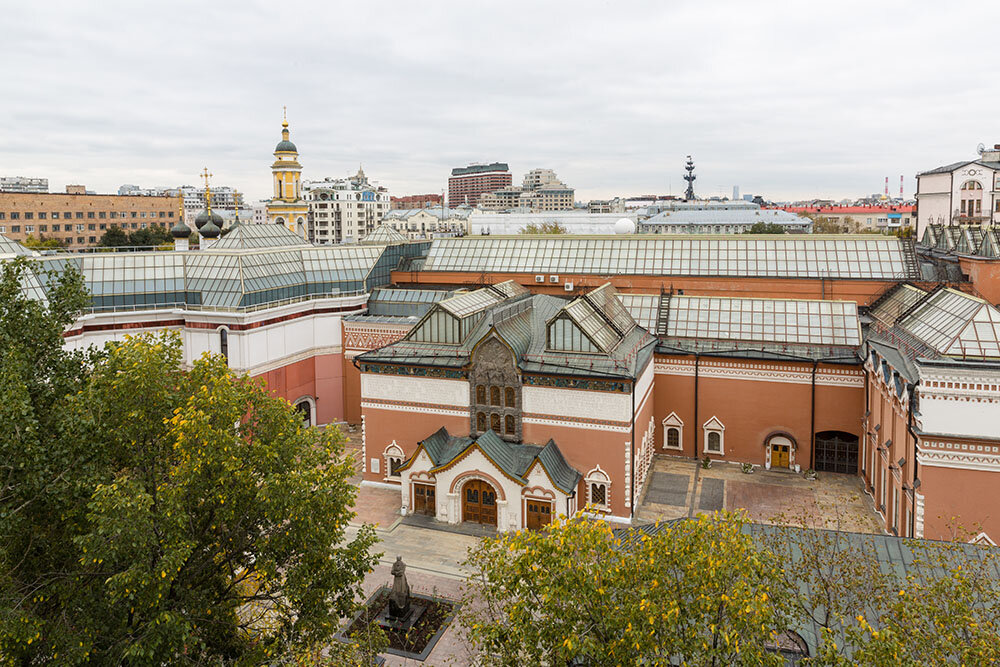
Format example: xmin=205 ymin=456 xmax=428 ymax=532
xmin=266 ymin=114 xmax=308 ymax=236
xmin=0 ymin=177 xmax=48 ymax=194
xmin=303 ymin=167 xmax=391 ymax=244
xmin=478 ymin=167 xmax=575 ymax=212
xmin=448 ymin=162 xmax=511 ymax=207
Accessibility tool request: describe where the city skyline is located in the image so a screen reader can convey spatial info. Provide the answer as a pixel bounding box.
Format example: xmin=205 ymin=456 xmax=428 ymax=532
xmin=3 ymin=1 xmax=996 ymax=202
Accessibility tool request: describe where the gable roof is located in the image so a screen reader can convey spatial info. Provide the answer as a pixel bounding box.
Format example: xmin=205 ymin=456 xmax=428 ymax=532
xmin=399 ymin=427 xmax=581 ymax=494
xmin=210 ymin=223 xmax=311 ymax=250
xmin=360 ymin=223 xmax=408 ymax=245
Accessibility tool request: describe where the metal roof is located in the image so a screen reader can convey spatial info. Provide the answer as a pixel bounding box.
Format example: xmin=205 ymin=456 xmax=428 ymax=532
xmin=421 ymin=236 xmax=918 ymax=280
xmin=899 ymin=288 xmax=1000 ymax=359
xmin=210 ymin=224 xmax=310 ymax=250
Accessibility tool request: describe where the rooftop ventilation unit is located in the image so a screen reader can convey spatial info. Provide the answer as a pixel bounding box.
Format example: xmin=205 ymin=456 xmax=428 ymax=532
xmin=549 ymin=275 xmax=560 ymax=283
xmin=535 ymin=275 xmax=545 ymax=283
xmin=564 ymin=281 xmax=574 ymax=292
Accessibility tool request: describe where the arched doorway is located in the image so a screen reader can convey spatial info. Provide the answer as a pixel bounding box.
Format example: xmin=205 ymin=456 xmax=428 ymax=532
xmin=815 ymin=431 xmax=859 ymax=474
xmin=294 ymin=399 xmax=312 ymax=428
xmin=461 ymin=479 xmax=497 ymax=526
xmin=767 ymin=435 xmax=793 ymax=469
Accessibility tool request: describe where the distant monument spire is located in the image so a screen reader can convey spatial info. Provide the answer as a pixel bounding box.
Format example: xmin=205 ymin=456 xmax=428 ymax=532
xmin=683 ymin=156 xmax=696 ymax=201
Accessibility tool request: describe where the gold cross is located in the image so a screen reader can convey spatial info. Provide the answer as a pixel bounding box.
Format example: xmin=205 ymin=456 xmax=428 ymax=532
xmin=283 ymin=105 xmax=287 ymax=121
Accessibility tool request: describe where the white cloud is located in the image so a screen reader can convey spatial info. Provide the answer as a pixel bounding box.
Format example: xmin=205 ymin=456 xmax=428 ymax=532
xmin=2 ymin=0 xmax=996 ymax=202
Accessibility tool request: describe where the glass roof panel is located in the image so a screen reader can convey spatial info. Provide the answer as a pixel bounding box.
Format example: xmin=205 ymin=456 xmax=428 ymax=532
xmin=870 ymin=284 xmax=928 ymax=327
xmin=665 ymin=295 xmax=861 ymax=347
xmin=900 ymin=289 xmax=995 ymax=356
xmin=422 ymin=236 xmax=916 ymax=280
xmin=617 ymin=293 xmax=660 ymax=332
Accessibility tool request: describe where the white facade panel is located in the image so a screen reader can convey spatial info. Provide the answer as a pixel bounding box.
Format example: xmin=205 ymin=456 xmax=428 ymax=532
xmin=522 ymin=385 xmax=631 ymax=422
xmin=361 ymin=374 xmax=470 ymax=408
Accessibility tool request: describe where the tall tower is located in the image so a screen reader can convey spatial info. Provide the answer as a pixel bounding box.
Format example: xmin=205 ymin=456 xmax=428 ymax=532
xmin=266 ymin=108 xmax=308 ymax=236
xmin=683 ymin=156 xmax=696 ymax=201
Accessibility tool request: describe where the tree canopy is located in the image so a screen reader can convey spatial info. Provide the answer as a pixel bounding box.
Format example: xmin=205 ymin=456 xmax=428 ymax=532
xmin=462 ymin=512 xmax=1000 ymax=666
xmin=0 ymin=258 xmax=378 ymax=664
xmin=98 ymin=224 xmax=174 ymax=248
xmin=744 ymin=222 xmax=787 ymax=234
xmin=520 ymin=220 xmax=568 ymax=234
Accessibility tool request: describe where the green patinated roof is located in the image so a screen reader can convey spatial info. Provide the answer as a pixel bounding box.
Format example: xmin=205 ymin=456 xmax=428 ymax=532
xmin=274 ymin=140 xmax=297 ymax=152
xmin=358 ymin=282 xmax=657 ymax=380
xmin=403 ymin=427 xmax=581 ymax=494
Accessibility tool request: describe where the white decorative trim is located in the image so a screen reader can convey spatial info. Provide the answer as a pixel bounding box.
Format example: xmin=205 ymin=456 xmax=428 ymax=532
xmin=655 ymin=360 xmax=863 ymax=387
xmin=361 ymin=401 xmax=468 ymax=418
xmin=662 ymin=412 xmax=684 ymax=451
xmin=917 ymin=446 xmax=1000 ymax=472
xmin=971 ymin=531 xmax=997 ymax=546
xmin=522 ymin=415 xmax=631 ymax=433
xmin=383 ymin=441 xmax=404 ymax=481
xmin=914 ymin=492 xmax=925 ymax=539
xmin=245 ymin=344 xmax=344 ymax=377
xmin=361 ymin=414 xmax=367 ymax=473
xmin=703 ymin=416 xmax=725 ymax=455
xmin=624 ymin=440 xmax=631 ymax=509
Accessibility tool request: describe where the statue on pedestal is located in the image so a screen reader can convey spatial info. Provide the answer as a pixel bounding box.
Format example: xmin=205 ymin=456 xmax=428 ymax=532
xmin=388 ymin=555 xmax=411 ymax=619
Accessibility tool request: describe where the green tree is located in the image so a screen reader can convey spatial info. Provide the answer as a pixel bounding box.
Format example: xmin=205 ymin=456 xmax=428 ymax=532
xmin=21 ymin=234 xmax=65 ymax=250
xmin=127 ymin=225 xmax=172 ymax=247
xmin=98 ymin=225 xmax=129 ymax=247
xmin=0 ymin=258 xmax=100 ymax=661
xmin=811 ymin=542 xmax=1000 ymax=665
xmin=744 ymin=222 xmax=787 ymax=234
xmin=521 ymin=220 xmax=568 ymax=234
xmin=461 ymin=512 xmax=793 ymax=666
xmin=0 ymin=262 xmax=379 ymax=664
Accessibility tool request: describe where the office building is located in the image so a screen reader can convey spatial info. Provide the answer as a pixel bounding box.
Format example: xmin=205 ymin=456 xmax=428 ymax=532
xmin=448 ymin=162 xmax=511 ymax=207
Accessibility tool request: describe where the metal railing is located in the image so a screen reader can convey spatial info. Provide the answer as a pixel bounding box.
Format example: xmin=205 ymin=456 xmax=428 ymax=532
xmin=84 ymin=290 xmax=368 ymax=315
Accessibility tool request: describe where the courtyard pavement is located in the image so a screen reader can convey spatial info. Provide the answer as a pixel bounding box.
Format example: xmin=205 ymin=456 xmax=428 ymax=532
xmin=635 ymin=456 xmax=883 ymax=533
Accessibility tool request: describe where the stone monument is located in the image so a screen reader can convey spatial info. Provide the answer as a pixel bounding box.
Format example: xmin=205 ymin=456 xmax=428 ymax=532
xmin=377 ymin=555 xmax=425 ymax=632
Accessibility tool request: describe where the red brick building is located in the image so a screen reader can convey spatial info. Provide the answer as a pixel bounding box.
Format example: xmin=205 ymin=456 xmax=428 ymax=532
xmin=391 ymin=194 xmax=444 ymax=210
xmin=448 ymin=163 xmax=511 ymax=207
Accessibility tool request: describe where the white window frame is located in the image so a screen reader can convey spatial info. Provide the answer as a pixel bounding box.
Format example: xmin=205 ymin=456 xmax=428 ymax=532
xmin=662 ymin=412 xmax=684 ymax=451
xmin=383 ymin=441 xmax=404 ymax=481
xmin=584 ymin=465 xmax=611 ymax=512
xmin=703 ymin=416 xmax=725 ymax=455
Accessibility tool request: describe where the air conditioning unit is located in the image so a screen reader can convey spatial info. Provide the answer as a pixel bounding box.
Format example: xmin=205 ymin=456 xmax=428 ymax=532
xmin=564 ymin=281 xmax=574 ymax=292
xmin=535 ymin=275 xmax=545 ymax=283
xmin=549 ymin=275 xmax=560 ymax=283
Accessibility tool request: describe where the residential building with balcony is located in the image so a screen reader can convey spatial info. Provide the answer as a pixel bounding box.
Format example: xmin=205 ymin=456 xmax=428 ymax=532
xmin=448 ymin=162 xmax=511 ymax=207
xmin=916 ymin=145 xmax=1000 ymax=237
xmin=303 ymin=167 xmax=391 ymax=244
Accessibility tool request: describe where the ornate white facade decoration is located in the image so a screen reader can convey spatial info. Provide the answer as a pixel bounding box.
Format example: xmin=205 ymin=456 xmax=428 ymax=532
xmin=703 ymin=416 xmax=725 ymax=455
xmin=662 ymin=412 xmax=684 ymax=451
xmin=584 ymin=465 xmax=611 ymax=511
xmin=383 ymin=441 xmax=404 ymax=482
xmin=654 ymin=360 xmax=863 ymax=387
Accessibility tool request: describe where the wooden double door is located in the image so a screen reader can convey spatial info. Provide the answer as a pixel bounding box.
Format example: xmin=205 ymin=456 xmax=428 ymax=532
xmin=525 ymin=499 xmax=552 ymax=531
xmin=412 ymin=483 xmax=436 ymax=516
xmin=462 ymin=480 xmax=497 ymax=526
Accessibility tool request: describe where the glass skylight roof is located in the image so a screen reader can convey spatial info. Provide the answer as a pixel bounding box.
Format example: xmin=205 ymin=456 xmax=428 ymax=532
xmin=212 ymin=224 xmax=311 ymax=250
xmin=552 ymin=284 xmax=637 ymax=353
xmin=870 ymin=284 xmax=927 ymax=327
xmin=617 ymin=293 xmax=660 ymax=332
xmin=665 ymin=296 xmax=861 ymax=347
xmin=422 ymin=236 xmax=917 ymax=280
xmin=899 ymin=289 xmax=1000 ymax=358
xmin=360 ymin=224 xmax=408 ymax=245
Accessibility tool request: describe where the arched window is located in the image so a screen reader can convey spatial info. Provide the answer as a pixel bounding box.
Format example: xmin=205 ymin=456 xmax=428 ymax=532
xmin=476 ymin=385 xmax=486 ymax=404
xmin=662 ymin=412 xmax=684 ymax=451
xmin=490 ymin=413 xmax=501 ymax=432
xmin=505 ymin=414 xmax=515 ymax=435
xmin=960 ymin=180 xmax=984 ymax=216
xmin=219 ymin=327 xmax=229 ymax=364
xmin=585 ymin=466 xmax=611 ymax=511
xmin=667 ymin=427 xmax=679 ymax=449
xmin=703 ymin=417 xmax=725 ymax=455
xmin=294 ymin=399 xmax=312 ymax=427
xmin=383 ymin=442 xmax=404 ymax=479
xmin=490 ymin=386 xmax=501 ymax=406
xmin=505 ymin=387 xmax=515 ymax=407
xmin=476 ymin=412 xmax=486 ymax=432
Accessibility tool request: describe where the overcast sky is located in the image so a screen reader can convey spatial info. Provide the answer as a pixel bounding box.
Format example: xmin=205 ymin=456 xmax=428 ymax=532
xmin=3 ymin=1 xmax=996 ymax=203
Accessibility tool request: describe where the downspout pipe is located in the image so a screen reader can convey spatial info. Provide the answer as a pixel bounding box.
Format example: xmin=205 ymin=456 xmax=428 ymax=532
xmin=629 ymin=380 xmax=636 ymax=516
xmin=906 ymin=380 xmax=920 ymax=538
xmin=693 ymin=352 xmax=700 ymax=459
xmin=809 ymin=360 xmax=818 ymax=470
